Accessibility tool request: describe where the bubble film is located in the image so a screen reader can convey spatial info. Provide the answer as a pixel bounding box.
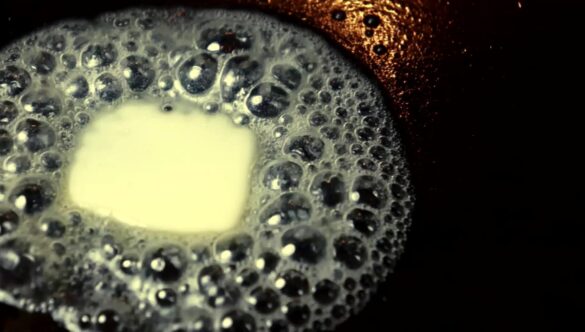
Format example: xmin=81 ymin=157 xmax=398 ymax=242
xmin=0 ymin=8 xmax=413 ymax=332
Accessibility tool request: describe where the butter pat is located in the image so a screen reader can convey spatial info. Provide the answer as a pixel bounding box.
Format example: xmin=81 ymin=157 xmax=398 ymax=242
xmin=67 ymin=101 xmax=257 ymax=233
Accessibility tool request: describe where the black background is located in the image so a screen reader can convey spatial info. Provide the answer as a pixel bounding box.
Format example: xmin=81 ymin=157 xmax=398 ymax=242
xmin=0 ymin=0 xmax=582 ymax=331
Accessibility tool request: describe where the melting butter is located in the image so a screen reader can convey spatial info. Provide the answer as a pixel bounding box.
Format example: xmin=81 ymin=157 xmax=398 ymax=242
xmin=67 ymin=101 xmax=257 ymax=233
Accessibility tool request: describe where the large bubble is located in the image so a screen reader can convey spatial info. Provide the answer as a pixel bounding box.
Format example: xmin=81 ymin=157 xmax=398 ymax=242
xmin=0 ymin=8 xmax=413 ymax=332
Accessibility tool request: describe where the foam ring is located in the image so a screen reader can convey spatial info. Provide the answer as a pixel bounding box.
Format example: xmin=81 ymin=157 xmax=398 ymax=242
xmin=0 ymin=8 xmax=413 ymax=332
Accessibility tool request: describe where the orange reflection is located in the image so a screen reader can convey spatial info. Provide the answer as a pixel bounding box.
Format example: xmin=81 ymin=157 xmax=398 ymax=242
xmin=185 ymin=0 xmax=435 ymax=106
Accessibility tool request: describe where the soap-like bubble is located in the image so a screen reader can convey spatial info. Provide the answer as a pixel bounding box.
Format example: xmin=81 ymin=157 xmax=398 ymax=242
xmin=15 ymin=118 xmax=56 ymax=152
xmin=21 ymin=90 xmax=62 ymax=117
xmin=249 ymin=287 xmax=280 ymax=314
xmin=28 ymin=51 xmax=57 ymax=75
xmin=347 ymin=208 xmax=379 ymax=237
xmin=82 ymin=43 xmax=118 ymax=68
xmin=198 ymin=27 xmax=253 ymax=54
xmin=272 ymin=64 xmax=302 ymax=90
xmin=334 ymin=235 xmax=368 ymax=269
xmin=179 ymin=54 xmax=218 ymax=95
xmin=260 ymin=193 xmax=312 ymax=225
xmin=246 ymin=83 xmax=290 ymax=118
xmin=121 ymin=55 xmax=155 ymax=92
xmin=262 ymin=161 xmax=303 ymax=191
xmin=0 ymin=101 xmax=18 ymax=124
xmin=0 ymin=130 xmax=12 ymax=156
xmin=0 ymin=209 xmax=19 ymax=236
xmin=95 ymin=73 xmax=123 ymax=101
xmin=0 ymin=8 xmax=413 ymax=332
xmin=276 ymin=269 xmax=310 ymax=298
xmin=221 ymin=56 xmax=263 ymax=102
xmin=313 ymin=279 xmax=340 ymax=305
xmin=0 ymin=66 xmax=31 ymax=96
xmin=145 ymin=245 xmax=187 ymax=283
xmin=281 ymin=226 xmax=326 ymax=264
xmin=65 ymin=75 xmax=90 ymax=99
xmin=9 ymin=177 xmax=56 ymax=214
xmin=284 ymin=134 xmax=325 ymax=162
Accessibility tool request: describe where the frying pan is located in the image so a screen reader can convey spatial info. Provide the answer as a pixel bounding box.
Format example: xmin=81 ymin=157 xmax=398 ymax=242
xmin=0 ymin=0 xmax=581 ymax=331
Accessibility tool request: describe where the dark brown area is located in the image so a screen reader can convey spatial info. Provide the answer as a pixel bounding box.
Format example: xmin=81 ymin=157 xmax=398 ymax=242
xmin=0 ymin=0 xmax=582 ymax=331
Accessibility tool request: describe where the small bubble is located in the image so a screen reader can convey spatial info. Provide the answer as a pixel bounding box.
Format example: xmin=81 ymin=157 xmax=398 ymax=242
xmin=158 ymin=75 xmax=173 ymax=91
xmin=119 ymin=255 xmax=139 ymax=275
xmin=254 ymin=252 xmax=278 ymax=274
xmin=22 ymin=90 xmax=62 ymax=117
xmin=78 ymin=313 xmax=92 ymax=329
xmin=0 ymin=209 xmax=19 ymax=236
xmin=272 ymin=64 xmax=302 ymax=90
xmin=363 ymin=15 xmax=381 ymax=28
xmin=145 ymin=246 xmax=186 ymax=283
xmin=347 ymin=208 xmax=379 ymax=236
xmin=351 ymin=176 xmax=389 ymax=208
xmin=285 ymin=135 xmax=325 ymax=162
xmin=52 ymin=242 xmax=66 ymax=256
xmin=95 ymin=73 xmax=122 ymax=102
xmin=250 ymin=287 xmax=280 ymax=314
xmin=373 ymin=44 xmax=388 ymax=55
xmin=39 ymin=34 xmax=66 ymax=51
xmin=198 ymin=28 xmax=253 ymax=54
xmin=113 ymin=18 xmax=130 ymax=28
xmin=331 ymin=10 xmax=347 ymax=21
xmin=236 ymin=268 xmax=259 ymax=288
xmin=260 ymin=193 xmax=312 ymax=226
xmin=96 ymin=310 xmax=120 ymax=332
xmin=75 ymin=112 xmax=91 ymax=126
xmin=28 ymin=52 xmax=56 ymax=75
xmin=334 ymin=236 xmax=368 ymax=270
xmin=10 ymin=177 xmax=56 ymax=214
xmin=215 ymin=233 xmax=254 ymax=263
xmin=82 ymin=43 xmax=117 ymax=68
xmin=310 ymin=172 xmax=345 ymax=207
xmin=313 ymin=279 xmax=340 ymax=305
xmin=4 ymin=155 xmax=31 ymax=174
xmin=0 ymin=101 xmax=18 ymax=124
xmin=178 ymin=54 xmax=218 ymax=95
xmin=269 ymin=320 xmax=289 ymax=332
xmin=156 ymin=288 xmax=177 ymax=307
xmin=137 ymin=17 xmax=156 ymax=30
xmin=41 ymin=218 xmax=66 ymax=238
xmin=220 ymin=310 xmax=256 ymax=332
xmin=121 ymin=55 xmax=155 ymax=92
xmin=263 ymin=161 xmax=303 ymax=191
xmin=0 ymin=66 xmax=31 ymax=96
xmin=221 ymin=56 xmax=263 ymax=102
xmin=61 ymin=54 xmax=77 ymax=69
xmin=247 ymin=83 xmax=290 ymax=118
xmin=309 ymin=111 xmax=328 ymax=127
xmin=285 ymin=302 xmax=311 ymax=326
xmin=276 ymin=269 xmax=309 ymax=297
xmin=281 ymin=226 xmax=326 ymax=264
xmin=65 ymin=76 xmax=89 ymax=99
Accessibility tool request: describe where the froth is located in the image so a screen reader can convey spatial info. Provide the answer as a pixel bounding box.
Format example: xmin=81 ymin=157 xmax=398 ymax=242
xmin=0 ymin=8 xmax=413 ymax=332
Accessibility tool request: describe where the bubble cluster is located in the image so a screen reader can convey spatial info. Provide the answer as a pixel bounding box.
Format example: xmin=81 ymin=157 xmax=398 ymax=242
xmin=0 ymin=8 xmax=413 ymax=332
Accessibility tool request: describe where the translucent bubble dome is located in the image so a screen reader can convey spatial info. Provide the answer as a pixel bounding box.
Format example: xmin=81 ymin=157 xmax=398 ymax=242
xmin=0 ymin=8 xmax=413 ymax=332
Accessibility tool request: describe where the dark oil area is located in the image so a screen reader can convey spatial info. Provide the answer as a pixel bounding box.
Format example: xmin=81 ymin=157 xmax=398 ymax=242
xmin=0 ymin=0 xmax=582 ymax=331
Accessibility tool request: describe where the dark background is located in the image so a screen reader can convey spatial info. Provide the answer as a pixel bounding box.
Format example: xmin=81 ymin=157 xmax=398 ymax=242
xmin=0 ymin=0 xmax=582 ymax=331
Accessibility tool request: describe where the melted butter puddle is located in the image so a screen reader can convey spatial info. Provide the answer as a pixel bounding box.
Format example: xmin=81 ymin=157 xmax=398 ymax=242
xmin=66 ymin=101 xmax=257 ymax=233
